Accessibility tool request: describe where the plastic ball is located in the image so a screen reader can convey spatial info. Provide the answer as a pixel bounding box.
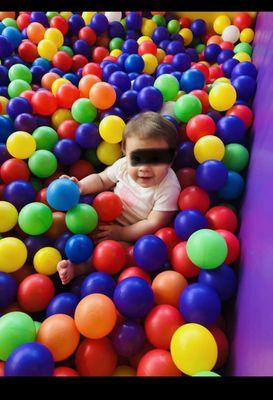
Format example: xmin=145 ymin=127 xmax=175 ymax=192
xmin=232 ymin=75 xmax=256 ymax=101
xmin=154 ymin=74 xmax=179 ymax=102
xmin=186 ymin=114 xmax=215 ymax=142
xmin=33 ymin=247 xmax=62 ymax=275
xmin=71 ymin=98 xmax=97 ymax=123
xmin=218 ymin=171 xmax=245 ymax=200
xmin=46 ymin=178 xmax=80 ymax=211
xmin=28 ymin=150 xmax=57 ymax=178
xmin=209 ymin=82 xmax=237 ymax=111
xmin=180 ymin=69 xmax=205 ymax=93
xmin=151 ymin=269 xmax=188 ymax=308
xmin=92 ymin=191 xmax=122 ymax=222
xmin=89 ymin=82 xmax=116 ymax=110
xmin=32 ymin=126 xmax=58 ymax=151
xmin=46 ymin=293 xmax=79 ymax=318
xmin=112 ymin=320 xmax=146 ymax=358
xmin=65 ymin=234 xmax=93 ymax=264
xmin=65 ymin=203 xmax=98 ymax=234
xmin=217 ymin=229 xmax=240 ymax=264
xmin=37 ymin=39 xmax=57 ymax=60
xmin=53 ymin=367 xmax=79 ymax=377
xmin=174 ymin=209 xmax=208 ymax=241
xmin=31 ymin=90 xmax=58 ymax=115
xmin=81 ymin=272 xmax=116 ymax=299
xmin=217 ymin=115 xmax=246 ymax=144
xmin=196 ymin=160 xmax=228 ymax=191
xmin=198 ymin=264 xmax=237 ymax=301
xmin=118 ymin=267 xmax=151 ymax=285
xmin=92 ymin=240 xmax=126 ymax=274
xmin=14 ymin=113 xmax=37 ymax=133
xmin=99 ymin=115 xmax=125 ymax=143
xmin=124 ymin=54 xmax=144 ymax=73
xmin=213 ymin=15 xmax=231 ymax=35
xmin=133 ymin=234 xmax=168 ymax=272
xmin=8 ymin=64 xmax=32 ymax=83
xmin=204 ymin=43 xmax=221 ymax=63
xmin=0 ymin=201 xmax=18 ymax=232
xmin=18 ymin=202 xmax=53 ymax=235
xmin=0 ymin=237 xmax=27 ymax=273
xmin=137 ymin=349 xmax=182 ymax=376
xmin=96 ymin=141 xmax=122 ymax=165
xmin=222 ymin=143 xmax=249 ymax=172
xmin=174 ymin=94 xmax=202 ymax=123
xmin=0 ymin=272 xmax=17 ymax=309
xmin=194 ymin=135 xmax=225 ymax=163
xmin=222 ymin=25 xmax=240 ymax=43
xmin=142 ymin=53 xmax=158 ymax=75
xmin=6 ymin=131 xmax=36 ymax=159
xmin=240 ymin=28 xmax=254 ymax=43
xmin=206 ymin=205 xmax=238 ymax=232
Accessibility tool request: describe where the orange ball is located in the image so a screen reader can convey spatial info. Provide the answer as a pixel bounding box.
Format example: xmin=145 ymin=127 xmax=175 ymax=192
xmin=151 ymin=270 xmax=188 ymax=308
xmin=27 ymin=22 xmax=46 ymax=44
xmin=74 ymin=293 xmax=117 ymax=339
xmin=207 ymin=35 xmax=223 ymax=45
xmin=45 ymin=211 xmax=67 ymax=240
xmin=0 ymin=12 xmax=16 ymax=20
xmin=89 ymin=82 xmax=116 ymax=110
xmin=41 ymin=72 xmax=60 ymax=90
xmin=79 ymin=74 xmax=101 ymax=97
xmin=37 ymin=314 xmax=80 ymax=362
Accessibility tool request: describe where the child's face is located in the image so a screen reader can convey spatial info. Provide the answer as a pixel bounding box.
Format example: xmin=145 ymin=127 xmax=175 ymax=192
xmin=123 ymin=137 xmax=173 ymax=188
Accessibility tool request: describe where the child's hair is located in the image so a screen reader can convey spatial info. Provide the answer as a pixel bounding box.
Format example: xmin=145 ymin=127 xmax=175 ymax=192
xmin=122 ymin=112 xmax=180 ymax=150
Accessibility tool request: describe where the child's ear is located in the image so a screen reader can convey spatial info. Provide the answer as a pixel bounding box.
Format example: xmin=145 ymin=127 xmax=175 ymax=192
xmin=121 ymin=141 xmax=126 ymax=155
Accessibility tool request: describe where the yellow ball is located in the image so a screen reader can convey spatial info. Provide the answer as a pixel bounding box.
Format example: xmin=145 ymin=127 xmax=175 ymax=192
xmin=59 ymin=12 xmax=73 ymax=20
xmin=44 ymin=28 xmax=64 ymax=49
xmin=51 ymin=108 xmax=72 ymax=129
xmin=209 ymin=82 xmax=237 ymax=111
xmin=0 ymin=96 xmax=8 ymax=114
xmin=214 ymin=77 xmax=231 ymax=84
xmin=170 ymin=323 xmax=218 ymax=376
xmin=38 ymin=39 xmax=57 ymax=61
xmin=240 ymin=28 xmax=254 ymax=43
xmin=174 ymin=90 xmax=185 ymax=101
xmin=99 ymin=116 xmax=125 ymax=144
xmin=0 ymin=237 xmax=27 ymax=273
xmin=156 ymin=48 xmax=166 ymax=63
xmin=233 ymin=52 xmax=251 ymax=62
xmin=113 ymin=365 xmax=136 ymax=376
xmin=194 ymin=135 xmax=225 ymax=163
xmin=142 ymin=54 xmax=158 ymax=75
xmin=0 ymin=201 xmax=18 ymax=233
xmin=51 ymin=77 xmax=71 ymax=96
xmin=82 ymin=11 xmax=96 ymax=25
xmin=110 ymin=49 xmax=122 ymax=58
xmin=7 ymin=131 xmax=36 ymax=159
xmin=34 ymin=247 xmax=62 ymax=275
xmin=96 ymin=141 xmax=122 ymax=166
xmin=137 ymin=36 xmax=153 ymax=45
xmin=179 ymin=28 xmax=193 ymax=46
xmin=213 ymin=15 xmax=231 ymax=34
xmin=199 ymin=61 xmax=210 ymax=68
xmin=141 ymin=18 xmax=157 ymax=37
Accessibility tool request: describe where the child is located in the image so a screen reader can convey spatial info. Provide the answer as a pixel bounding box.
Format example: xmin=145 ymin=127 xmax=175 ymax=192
xmin=57 ymin=111 xmax=181 ymax=284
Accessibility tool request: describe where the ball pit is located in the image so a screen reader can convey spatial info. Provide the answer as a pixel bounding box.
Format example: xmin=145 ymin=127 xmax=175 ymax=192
xmin=0 ymin=10 xmax=256 ymax=377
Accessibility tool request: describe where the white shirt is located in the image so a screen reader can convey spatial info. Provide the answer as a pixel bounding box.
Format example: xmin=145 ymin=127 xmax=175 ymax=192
xmin=105 ymin=157 xmax=181 ymax=226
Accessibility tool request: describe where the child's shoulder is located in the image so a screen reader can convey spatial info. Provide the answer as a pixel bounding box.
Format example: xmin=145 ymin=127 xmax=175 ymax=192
xmin=160 ymin=167 xmax=181 ymax=188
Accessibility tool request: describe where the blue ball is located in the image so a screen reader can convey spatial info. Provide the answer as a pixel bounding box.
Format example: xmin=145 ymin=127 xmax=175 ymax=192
xmin=0 ymin=272 xmax=17 ymax=309
xmin=65 ymin=234 xmax=94 ymax=263
xmin=0 ymin=35 xmax=13 ymax=58
xmin=100 ymin=106 xmax=126 ymax=120
xmin=24 ymin=235 xmax=52 ymax=262
xmin=179 ymin=283 xmax=221 ymax=326
xmin=125 ymin=12 xmax=142 ymax=31
xmin=30 ymin=11 xmax=49 ymax=27
xmin=68 ymin=14 xmax=85 ymax=35
xmin=0 ymin=116 xmax=14 ymax=143
xmin=137 ymin=86 xmax=163 ymax=112
xmin=103 ymin=62 xmax=121 ymax=81
xmin=124 ymin=54 xmax=144 ymax=73
xmin=172 ymin=53 xmax=191 ymax=72
xmin=122 ymin=39 xmax=138 ymax=54
xmin=172 ymin=141 xmax=198 ymax=170
xmin=185 ymin=48 xmax=199 ymax=62
xmin=152 ymin=27 xmax=170 ymax=44
xmin=4 ymin=343 xmax=54 ymax=377
xmin=217 ymin=115 xmax=246 ymax=144
xmin=119 ymin=90 xmax=139 ymax=115
xmin=196 ymin=160 xmax=228 ymax=191
xmin=132 ymin=74 xmax=155 ymax=92
xmin=166 ymin=40 xmax=185 ymax=55
xmin=50 ymin=67 xmax=64 ymax=76
xmin=63 ymin=73 xmax=79 ymax=86
xmin=128 ymin=72 xmax=139 ymax=81
xmin=30 ymin=65 xmax=45 ymax=84
xmin=14 ymin=113 xmax=36 ymax=133
xmin=112 ymin=320 xmax=146 ymax=357
xmin=6 ymin=97 xmax=32 ymax=120
xmin=190 ymin=19 xmax=206 ymax=36
xmin=204 ymin=43 xmax=221 ymax=63
xmin=54 ymin=232 xmax=73 ymax=257
xmin=174 ymin=209 xmax=209 ymax=240
xmin=4 ymin=55 xmax=24 ymax=69
xmin=108 ymin=70 xmax=131 ymax=92
xmin=156 ymin=63 xmax=175 ymax=77
xmin=54 ymin=139 xmax=81 ymax=165
xmin=0 ymin=65 xmax=9 ymax=85
xmin=117 ymin=53 xmax=129 ymax=69
xmin=75 ymin=122 xmax=100 ymax=149
xmin=90 ymin=13 xmax=109 ymax=34
xmin=108 ymin=21 xmax=125 ymax=39
xmin=171 ymin=71 xmax=182 ymax=82
xmin=113 ymin=277 xmax=154 ymax=319
xmin=218 ymin=171 xmax=245 ymax=200
xmin=133 ymin=234 xmax=168 ymax=272
xmin=232 ymin=75 xmax=257 ymax=101
xmin=231 ymin=61 xmax=258 ymax=80
xmin=222 ymin=58 xmax=239 ymax=78
xmin=46 ymin=292 xmax=79 ymax=317
xmin=33 ymin=57 xmax=51 ymax=72
xmin=0 ymin=143 xmax=10 ymax=164
xmin=46 ymin=178 xmax=81 ymax=211
xmin=2 ymin=27 xmax=22 ymax=49
xmin=80 ymin=272 xmax=116 ymax=299
xmin=73 ymin=39 xmax=91 ymax=58
xmin=198 ymin=264 xmax=237 ymax=301
xmin=217 ymin=49 xmax=234 ymax=64
xmin=180 ymin=69 xmax=205 ymax=92
xmin=206 ymin=110 xmax=222 ymax=124
xmin=125 ymin=30 xmax=139 ymax=40
xmin=4 ymin=180 xmax=36 ymax=210
xmin=159 ymin=39 xmax=171 ymax=51
xmin=163 ymin=114 xmax=179 ymax=129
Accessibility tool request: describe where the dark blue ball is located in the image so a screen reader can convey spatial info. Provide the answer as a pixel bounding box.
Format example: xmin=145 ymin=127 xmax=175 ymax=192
xmin=125 ymin=30 xmax=139 ymax=40
xmin=73 ymin=39 xmax=91 ymax=58
xmin=0 ymin=143 xmax=10 ymax=165
xmin=112 ymin=320 xmax=146 ymax=357
xmin=174 ymin=209 xmax=209 ymax=240
xmin=166 ymin=40 xmax=185 ymax=55
xmin=185 ymin=48 xmax=199 ymax=62
xmin=156 ymin=63 xmax=175 ymax=77
xmin=206 ymin=110 xmax=222 ymax=124
xmin=125 ymin=12 xmax=142 ymax=30
xmin=4 ymin=180 xmax=36 ymax=210
xmin=204 ymin=43 xmax=221 ymax=63
xmin=137 ymin=86 xmax=163 ymax=112
xmin=119 ymin=90 xmax=139 ymax=115
xmin=172 ymin=141 xmax=198 ymax=170
xmin=217 ymin=49 xmax=234 ymax=64
xmin=128 ymin=72 xmax=139 ymax=81
xmin=4 ymin=55 xmax=24 ymax=69
xmin=30 ymin=11 xmax=49 ymax=27
xmin=6 ymin=96 xmax=32 ymax=120
xmin=54 ymin=139 xmax=81 ymax=165
xmin=103 ymin=62 xmax=121 ymax=81
xmin=80 ymin=272 xmax=116 ymax=299
xmin=217 ymin=115 xmax=246 ymax=144
xmin=196 ymin=160 xmax=228 ymax=191
xmin=65 ymin=234 xmax=94 ymax=263
xmin=108 ymin=70 xmax=131 ymax=92
xmin=231 ymin=61 xmax=258 ymax=80
xmin=152 ymin=26 xmax=170 ymax=44
xmin=46 ymin=292 xmax=79 ymax=317
xmin=132 ymin=74 xmax=154 ymax=92
xmin=0 ymin=272 xmax=17 ymax=309
xmin=232 ymin=75 xmax=257 ymax=101
xmin=90 ymin=13 xmax=109 ymax=34
xmin=14 ymin=113 xmax=37 ymax=133
xmin=50 ymin=67 xmax=64 ymax=76
xmin=33 ymin=57 xmax=51 ymax=72
xmin=190 ymin=19 xmax=206 ymax=36
xmin=116 ymin=52 xmax=129 ymax=69
xmin=54 ymin=232 xmax=73 ymax=257
xmin=198 ymin=264 xmax=237 ymax=301
xmin=0 ymin=116 xmax=14 ymax=143
xmin=122 ymin=39 xmax=138 ymax=54
xmin=63 ymin=73 xmax=79 ymax=86
xmin=2 ymin=27 xmax=22 ymax=49
xmin=75 ymin=122 xmax=100 ymax=149
xmin=133 ymin=234 xmax=168 ymax=272
xmin=218 ymin=171 xmax=245 ymax=200
xmin=30 ymin=65 xmax=45 ymax=84
xmin=180 ymin=68 xmax=205 ymax=92
xmin=172 ymin=53 xmax=191 ymax=72
xmin=108 ymin=21 xmax=125 ymax=39
xmin=100 ymin=106 xmax=126 ymax=120
xmin=68 ymin=14 xmax=85 ymax=35
xmin=0 ymin=65 xmax=9 ymax=85
xmin=159 ymin=39 xmax=171 ymax=51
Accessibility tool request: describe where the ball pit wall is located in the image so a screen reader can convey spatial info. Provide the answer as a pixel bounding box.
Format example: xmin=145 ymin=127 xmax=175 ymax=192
xmin=228 ymin=12 xmax=273 ymax=376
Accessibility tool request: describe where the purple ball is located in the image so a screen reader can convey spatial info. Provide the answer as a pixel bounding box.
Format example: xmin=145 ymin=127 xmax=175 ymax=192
xmin=132 ymin=74 xmax=154 ymax=92
xmin=108 ymin=21 xmax=125 ymax=39
xmin=108 ymin=71 xmax=131 ymax=92
xmin=4 ymin=180 xmax=36 ymax=210
xmin=185 ymin=48 xmax=199 ymax=62
xmin=119 ymin=90 xmax=139 ymax=115
xmin=90 ymin=13 xmax=109 ymax=34
xmin=54 ymin=139 xmax=81 ymax=165
xmin=111 ymin=320 xmax=146 ymax=358
xmin=69 ymin=275 xmax=88 ymax=297
xmin=6 ymin=97 xmax=32 ymax=120
xmin=217 ymin=115 xmax=246 ymax=144
xmin=174 ymin=209 xmax=208 ymax=240
xmin=206 ymin=110 xmax=222 ymax=124
xmin=137 ymin=86 xmax=163 ymax=112
xmin=103 ymin=62 xmax=121 ymax=81
xmin=152 ymin=26 xmax=170 ymax=44
xmin=0 ymin=143 xmax=11 ymax=165
xmin=75 ymin=123 xmax=100 ymax=149
xmin=172 ymin=53 xmax=191 ymax=72
xmin=35 ymin=115 xmax=51 ymax=127
xmin=79 ymin=194 xmax=94 ymax=205
xmin=14 ymin=113 xmax=37 ymax=133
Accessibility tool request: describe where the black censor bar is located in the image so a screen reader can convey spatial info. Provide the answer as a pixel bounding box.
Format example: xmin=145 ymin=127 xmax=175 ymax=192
xmin=130 ymin=148 xmax=176 ymax=166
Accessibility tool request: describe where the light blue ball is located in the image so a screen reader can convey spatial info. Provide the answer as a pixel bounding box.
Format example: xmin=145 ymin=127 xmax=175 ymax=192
xmin=46 ymin=178 xmax=80 ymax=211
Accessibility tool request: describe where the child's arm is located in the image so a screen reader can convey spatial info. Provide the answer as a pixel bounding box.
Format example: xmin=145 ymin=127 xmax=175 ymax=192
xmin=60 ymin=170 xmax=115 ymax=195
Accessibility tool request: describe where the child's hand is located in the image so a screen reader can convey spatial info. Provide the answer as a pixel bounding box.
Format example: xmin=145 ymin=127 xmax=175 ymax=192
xmin=92 ymin=224 xmax=123 ymax=244
xmin=59 ymin=175 xmax=83 ymax=193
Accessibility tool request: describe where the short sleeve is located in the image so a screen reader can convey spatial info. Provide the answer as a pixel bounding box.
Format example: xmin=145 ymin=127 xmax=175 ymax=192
xmin=153 ymin=184 xmax=181 ymax=211
xmin=105 ymin=157 xmax=126 ymax=183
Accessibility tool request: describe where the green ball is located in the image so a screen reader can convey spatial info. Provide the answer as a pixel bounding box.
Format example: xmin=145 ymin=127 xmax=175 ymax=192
xmin=29 ymin=177 xmax=44 ymax=193
xmin=234 ymin=42 xmax=252 ymax=56
xmin=167 ymin=19 xmax=180 ymax=34
xmin=120 ymin=18 xmax=127 ymax=29
xmin=190 ymin=37 xmax=201 ymax=47
xmin=152 ymin=15 xmax=166 ymax=26
xmin=0 ymin=312 xmax=36 ymax=361
xmin=28 ymin=150 xmax=58 ymax=178
xmin=109 ymin=37 xmax=124 ymax=51
xmin=84 ymin=149 xmax=102 ymax=167
xmin=8 ymin=64 xmax=32 ymax=83
xmin=2 ymin=18 xmax=18 ymax=28
xmin=193 ymin=371 xmax=220 ymax=377
xmin=66 ymin=204 xmax=98 ymax=234
xmin=59 ymin=45 xmax=74 ymax=56
xmin=186 ymin=229 xmax=228 ymax=269
xmin=46 ymin=11 xmax=59 ymax=19
xmin=154 ymin=74 xmax=179 ymax=102
xmin=32 ymin=126 xmax=59 ymax=151
xmin=174 ymin=94 xmax=202 ymax=123
xmin=71 ymin=98 xmax=97 ymax=123
xmin=34 ymin=321 xmax=41 ymax=335
xmin=19 ymin=202 xmax=53 ymax=235
xmin=8 ymin=79 xmax=31 ymax=98
xmin=196 ymin=43 xmax=205 ymax=53
xmin=222 ymin=143 xmax=249 ymax=172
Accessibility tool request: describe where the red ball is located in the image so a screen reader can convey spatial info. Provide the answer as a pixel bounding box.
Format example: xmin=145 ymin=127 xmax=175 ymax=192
xmin=50 ymin=16 xmax=69 ymax=35
xmin=79 ymin=26 xmax=97 ymax=46
xmin=138 ymin=41 xmax=157 ymax=56
xmin=35 ymin=188 xmax=50 ymax=206
xmin=118 ymin=267 xmax=151 ymax=285
xmin=1 ymin=159 xmax=30 ymax=183
xmin=137 ymin=349 xmax=182 ymax=376
xmin=171 ymin=241 xmax=200 ymax=278
xmin=155 ymin=227 xmax=180 ymax=257
xmin=103 ymin=56 xmax=117 ymax=63
xmin=191 ymin=62 xmax=209 ymax=81
xmin=176 ymin=167 xmax=196 ymax=189
xmin=82 ymin=62 xmax=102 ymax=79
xmin=31 ymin=90 xmax=58 ymax=115
xmin=20 ymin=89 xmax=35 ymax=102
xmin=190 ymin=89 xmax=209 ymax=113
xmin=233 ymin=12 xmax=252 ymax=30
xmin=17 ymin=13 xmax=30 ymax=30
xmin=226 ymin=105 xmax=253 ymax=129
xmin=209 ymin=65 xmax=223 ymax=82
xmin=186 ymin=114 xmax=215 ymax=142
xmin=125 ymin=245 xmax=136 ymax=267
xmin=209 ymin=325 xmax=229 ymax=370
xmin=0 ymin=184 xmax=5 ymax=200
xmin=220 ymin=41 xmax=234 ymax=51
xmin=75 ymin=338 xmax=117 ymax=376
xmin=72 ymin=54 xmax=88 ymax=72
xmin=144 ymin=305 xmax=184 ymax=350
xmin=216 ymin=229 xmax=240 ymax=264
xmin=56 ymin=84 xmax=81 ymax=109
xmin=69 ymin=160 xmax=94 ymax=180
xmin=18 ymin=40 xmax=38 ymax=63
xmin=52 ymin=51 xmax=73 ymax=73
xmin=44 ymin=171 xmax=64 ymax=187
xmin=206 ymin=206 xmax=238 ymax=232
xmin=92 ymin=47 xmax=109 ymax=64
xmin=178 ymin=185 xmax=210 ymax=213
xmin=163 ymin=55 xmax=173 ymax=64
xmin=17 ymin=274 xmax=55 ymax=313
xmin=57 ymin=119 xmax=79 ymax=140
xmin=92 ymin=240 xmax=126 ymax=274
xmin=179 ymin=17 xmax=191 ymax=28
xmin=92 ymin=192 xmax=123 ymax=222
xmin=53 ymin=367 xmax=79 ymax=377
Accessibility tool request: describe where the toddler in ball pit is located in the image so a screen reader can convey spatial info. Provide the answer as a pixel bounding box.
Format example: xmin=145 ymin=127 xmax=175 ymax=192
xmin=57 ymin=112 xmax=181 ymax=285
